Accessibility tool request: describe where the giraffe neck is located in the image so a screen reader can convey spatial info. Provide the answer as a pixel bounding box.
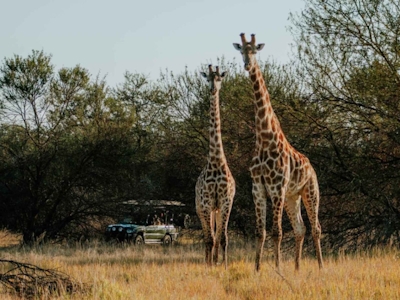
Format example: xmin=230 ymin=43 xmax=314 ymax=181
xmin=208 ymin=91 xmax=226 ymax=163
xmin=248 ymin=62 xmax=285 ymax=148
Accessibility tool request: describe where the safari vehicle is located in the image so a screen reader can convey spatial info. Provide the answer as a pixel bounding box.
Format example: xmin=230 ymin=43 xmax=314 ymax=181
xmin=105 ymin=217 xmax=179 ymax=245
xmin=105 ymin=200 xmax=186 ymax=245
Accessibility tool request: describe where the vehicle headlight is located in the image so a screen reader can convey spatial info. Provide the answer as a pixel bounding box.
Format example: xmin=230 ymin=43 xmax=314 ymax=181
xmin=126 ymin=229 xmax=133 ymax=234
xmin=118 ymin=227 xmax=123 ymax=232
xmin=112 ymin=227 xmax=116 ymax=232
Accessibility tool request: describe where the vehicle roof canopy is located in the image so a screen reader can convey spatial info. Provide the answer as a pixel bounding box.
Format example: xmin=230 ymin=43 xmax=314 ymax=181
xmin=122 ymin=200 xmax=186 ymax=208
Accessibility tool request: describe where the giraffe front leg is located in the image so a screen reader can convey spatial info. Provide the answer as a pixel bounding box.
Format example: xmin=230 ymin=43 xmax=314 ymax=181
xmin=213 ymin=210 xmax=222 ymax=264
xmin=220 ymin=228 xmax=227 ymax=269
xmin=252 ymin=179 xmax=267 ymax=272
xmin=284 ymin=195 xmax=306 ymax=271
xmin=219 ymin=200 xmax=233 ymax=269
xmin=196 ymin=205 xmax=214 ymax=265
xmin=205 ymin=216 xmax=215 ymax=266
xmin=271 ymin=193 xmax=285 ymax=272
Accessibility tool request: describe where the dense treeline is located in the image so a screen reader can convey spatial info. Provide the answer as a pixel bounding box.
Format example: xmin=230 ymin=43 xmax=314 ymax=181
xmin=0 ymin=0 xmax=399 ymax=249
xmin=290 ymin=0 xmax=400 ymax=249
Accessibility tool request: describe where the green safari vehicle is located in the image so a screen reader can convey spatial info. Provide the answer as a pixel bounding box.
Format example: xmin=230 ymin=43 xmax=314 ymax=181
xmin=105 ymin=217 xmax=179 ymax=245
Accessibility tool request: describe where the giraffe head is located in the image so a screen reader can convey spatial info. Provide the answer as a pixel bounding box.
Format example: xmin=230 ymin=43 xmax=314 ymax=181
xmin=233 ymin=33 xmax=265 ymax=71
xmin=200 ymin=65 xmax=226 ymax=95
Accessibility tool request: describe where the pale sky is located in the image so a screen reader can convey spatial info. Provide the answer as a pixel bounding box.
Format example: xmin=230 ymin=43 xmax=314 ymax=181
xmin=0 ymin=0 xmax=304 ymax=87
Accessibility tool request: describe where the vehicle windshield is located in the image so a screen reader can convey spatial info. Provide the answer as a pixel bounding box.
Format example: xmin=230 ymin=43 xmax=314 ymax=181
xmin=118 ymin=217 xmax=147 ymax=225
xmin=119 ymin=217 xmax=134 ymax=224
xmin=117 ymin=210 xmax=178 ymax=226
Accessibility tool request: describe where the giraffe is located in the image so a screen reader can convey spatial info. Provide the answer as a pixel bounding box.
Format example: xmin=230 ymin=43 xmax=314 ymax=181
xmin=195 ymin=65 xmax=236 ymax=269
xmin=233 ymin=33 xmax=323 ymax=272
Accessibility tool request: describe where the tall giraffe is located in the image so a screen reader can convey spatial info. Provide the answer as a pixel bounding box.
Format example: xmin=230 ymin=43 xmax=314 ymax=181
xmin=195 ymin=65 xmax=236 ymax=269
xmin=233 ymin=33 xmax=323 ymax=271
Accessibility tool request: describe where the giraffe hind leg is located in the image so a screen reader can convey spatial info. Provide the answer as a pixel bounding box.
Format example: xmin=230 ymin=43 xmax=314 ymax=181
xmin=301 ymin=178 xmax=324 ymax=269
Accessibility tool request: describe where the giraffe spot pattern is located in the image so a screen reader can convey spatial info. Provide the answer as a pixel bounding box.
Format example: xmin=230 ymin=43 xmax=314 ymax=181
xmin=196 ymin=66 xmax=236 ymax=267
xmin=235 ymin=34 xmax=323 ymax=270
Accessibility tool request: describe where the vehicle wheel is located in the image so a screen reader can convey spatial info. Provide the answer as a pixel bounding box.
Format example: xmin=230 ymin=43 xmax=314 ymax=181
xmin=134 ymin=234 xmax=144 ymax=245
xmin=163 ymin=235 xmax=172 ymax=246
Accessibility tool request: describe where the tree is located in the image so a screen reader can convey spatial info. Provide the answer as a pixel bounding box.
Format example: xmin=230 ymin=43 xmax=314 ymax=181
xmin=290 ymin=0 xmax=400 ymax=250
xmin=0 ymin=51 xmax=136 ymax=243
xmin=112 ymin=72 xmax=170 ymax=200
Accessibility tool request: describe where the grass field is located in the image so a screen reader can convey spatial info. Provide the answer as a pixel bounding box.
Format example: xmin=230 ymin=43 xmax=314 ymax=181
xmin=0 ymin=230 xmax=399 ymax=299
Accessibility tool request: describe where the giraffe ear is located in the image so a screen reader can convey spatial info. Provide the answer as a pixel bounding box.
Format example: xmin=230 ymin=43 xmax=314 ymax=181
xmin=200 ymin=72 xmax=207 ymax=78
xmin=221 ymin=71 xmax=227 ymax=78
xmin=233 ymin=43 xmax=242 ymax=51
xmin=256 ymin=43 xmax=265 ymax=51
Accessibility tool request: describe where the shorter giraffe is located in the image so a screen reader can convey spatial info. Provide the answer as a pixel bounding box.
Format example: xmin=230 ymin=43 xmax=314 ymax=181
xmin=195 ymin=65 xmax=236 ymax=269
xmin=233 ymin=33 xmax=323 ymax=271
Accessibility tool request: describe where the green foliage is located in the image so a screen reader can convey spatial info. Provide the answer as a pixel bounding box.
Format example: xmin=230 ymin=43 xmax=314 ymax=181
xmin=290 ymin=0 xmax=400 ymax=249
xmin=1 ymin=1 xmax=399 ymax=250
xmin=0 ymin=52 xmax=137 ymax=244
xmin=0 ymin=50 xmax=53 ymax=102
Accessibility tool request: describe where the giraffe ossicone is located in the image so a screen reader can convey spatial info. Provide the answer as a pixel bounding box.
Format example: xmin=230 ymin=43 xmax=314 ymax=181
xmin=233 ymin=33 xmax=324 ymax=272
xmin=196 ymin=64 xmax=235 ymax=269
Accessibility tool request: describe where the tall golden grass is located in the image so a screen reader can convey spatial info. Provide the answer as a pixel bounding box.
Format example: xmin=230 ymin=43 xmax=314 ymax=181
xmin=0 ymin=230 xmax=398 ymax=299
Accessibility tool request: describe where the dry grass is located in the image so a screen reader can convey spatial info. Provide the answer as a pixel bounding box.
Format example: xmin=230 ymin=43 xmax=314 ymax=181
xmin=0 ymin=231 xmax=399 ymax=299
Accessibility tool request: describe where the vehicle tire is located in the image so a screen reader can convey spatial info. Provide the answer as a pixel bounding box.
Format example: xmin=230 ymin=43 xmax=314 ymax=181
xmin=134 ymin=234 xmax=144 ymax=245
xmin=163 ymin=234 xmax=172 ymax=246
